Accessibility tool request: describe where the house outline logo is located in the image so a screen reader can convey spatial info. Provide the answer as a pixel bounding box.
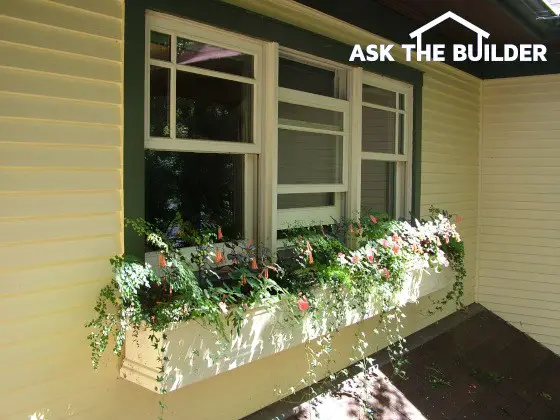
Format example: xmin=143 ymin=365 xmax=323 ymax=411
xmin=409 ymin=11 xmax=489 ymax=57
xmin=349 ymin=11 xmax=547 ymax=63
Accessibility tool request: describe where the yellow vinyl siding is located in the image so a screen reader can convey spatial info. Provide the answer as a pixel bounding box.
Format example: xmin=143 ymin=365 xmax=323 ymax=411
xmin=0 ymin=0 xmax=124 ymax=418
xmin=0 ymin=1 xmax=482 ymax=418
xmin=479 ymin=74 xmax=560 ymax=355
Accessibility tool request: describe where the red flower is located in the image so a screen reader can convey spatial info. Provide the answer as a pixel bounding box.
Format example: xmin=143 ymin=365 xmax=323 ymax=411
xmin=214 ymin=250 xmax=224 ymax=264
xmin=392 ymin=245 xmax=400 ymax=254
xmin=158 ymin=253 xmax=166 ymax=268
xmin=367 ymin=254 xmax=374 ymax=263
xmin=297 ymin=296 xmax=310 ymax=311
xmin=251 ymin=258 xmax=258 ymax=270
xmin=370 ymin=215 xmax=377 ymax=224
xmin=217 ymin=226 xmax=223 ymax=241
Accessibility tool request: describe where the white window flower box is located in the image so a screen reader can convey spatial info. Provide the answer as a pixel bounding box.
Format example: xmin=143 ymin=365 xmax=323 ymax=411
xmin=120 ymin=268 xmax=451 ymax=393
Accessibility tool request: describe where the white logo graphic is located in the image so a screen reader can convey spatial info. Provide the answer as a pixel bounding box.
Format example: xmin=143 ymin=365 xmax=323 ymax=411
xmin=350 ymin=11 xmax=547 ymax=63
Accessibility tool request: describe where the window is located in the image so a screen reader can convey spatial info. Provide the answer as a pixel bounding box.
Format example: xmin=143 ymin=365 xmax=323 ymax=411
xmin=276 ymin=53 xmax=349 ymax=233
xmin=145 ymin=14 xmax=264 ymax=262
xmin=141 ymin=13 xmax=415 ymax=257
xmin=360 ymin=74 xmax=413 ymax=218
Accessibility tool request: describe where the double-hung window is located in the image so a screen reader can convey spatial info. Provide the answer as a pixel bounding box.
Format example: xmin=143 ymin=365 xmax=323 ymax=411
xmin=144 ymin=14 xmax=264 ymax=262
xmin=276 ymin=53 xmax=349 ymax=234
xmin=141 ymin=12 xmax=414 ymax=259
xmin=360 ymin=74 xmax=413 ymax=219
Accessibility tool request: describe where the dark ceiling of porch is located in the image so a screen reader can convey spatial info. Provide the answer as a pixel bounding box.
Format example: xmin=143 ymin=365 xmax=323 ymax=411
xmin=295 ymin=0 xmax=560 ymax=78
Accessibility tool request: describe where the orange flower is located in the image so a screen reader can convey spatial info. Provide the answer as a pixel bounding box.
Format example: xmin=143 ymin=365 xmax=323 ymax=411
xmin=241 ymin=275 xmax=247 ymax=285
xmin=251 ymin=258 xmax=258 ymax=270
xmin=456 ymin=215 xmax=463 ymax=223
xmin=214 ymin=250 xmax=224 ymax=264
xmin=217 ymin=226 xmax=223 ymax=241
xmin=158 ymin=253 xmax=166 ymax=268
xmin=308 ymin=252 xmax=314 ymax=265
xmin=297 ymin=296 xmax=310 ymax=311
xmin=392 ymin=245 xmax=400 ymax=254
xmin=263 ymin=267 xmax=269 ymax=279
xmin=349 ymin=224 xmax=355 ymax=234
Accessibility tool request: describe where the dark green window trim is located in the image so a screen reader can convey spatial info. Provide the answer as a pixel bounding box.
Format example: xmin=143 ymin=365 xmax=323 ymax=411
xmin=123 ymin=0 xmax=423 ymax=255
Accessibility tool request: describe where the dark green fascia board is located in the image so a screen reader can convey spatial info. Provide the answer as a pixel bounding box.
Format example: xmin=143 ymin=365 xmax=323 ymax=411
xmin=123 ymin=0 xmax=424 ymax=254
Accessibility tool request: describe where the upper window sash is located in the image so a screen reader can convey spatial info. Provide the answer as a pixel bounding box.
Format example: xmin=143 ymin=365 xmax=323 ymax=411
xmin=145 ymin=12 xmax=265 ymax=154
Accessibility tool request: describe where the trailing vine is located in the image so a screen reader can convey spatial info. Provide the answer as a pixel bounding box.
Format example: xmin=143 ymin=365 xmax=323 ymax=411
xmin=86 ymin=207 xmax=465 ymax=418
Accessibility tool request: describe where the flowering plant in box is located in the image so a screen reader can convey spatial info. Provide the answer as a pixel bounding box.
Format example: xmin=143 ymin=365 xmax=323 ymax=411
xmin=86 ymin=206 xmax=465 ymax=417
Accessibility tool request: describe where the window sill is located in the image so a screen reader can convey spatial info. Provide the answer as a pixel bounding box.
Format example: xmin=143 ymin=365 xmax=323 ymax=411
xmin=120 ymin=268 xmax=452 ymax=393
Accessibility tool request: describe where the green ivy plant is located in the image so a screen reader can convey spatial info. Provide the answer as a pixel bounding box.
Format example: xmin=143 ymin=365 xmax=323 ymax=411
xmin=86 ymin=207 xmax=465 ymax=417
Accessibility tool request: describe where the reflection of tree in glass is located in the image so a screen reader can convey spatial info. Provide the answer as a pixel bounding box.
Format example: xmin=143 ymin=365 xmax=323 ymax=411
xmin=175 ymin=71 xmax=251 ymax=142
xmin=145 ymin=151 xmax=243 ymax=248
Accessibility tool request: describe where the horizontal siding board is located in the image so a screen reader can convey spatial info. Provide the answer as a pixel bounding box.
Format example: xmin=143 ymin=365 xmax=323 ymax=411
xmin=479 ymin=268 xmax=560 ymax=285
xmin=0 ymin=92 xmax=121 ymax=125
xmin=0 ymin=259 xmax=113 ymax=296
xmin=0 ymin=214 xmax=120 ymax=245
xmin=0 ymin=16 xmax=121 ymax=62
xmin=0 ymin=66 xmax=121 ymax=104
xmin=0 ymin=42 xmax=121 ymax=82
xmin=0 ymin=0 xmax=122 ymax=40
xmin=0 ymin=169 xmax=120 ymax=191
xmin=0 ymin=117 xmax=121 ymax=146
xmin=0 ymin=191 xmax=121 ymax=218
xmin=51 ymin=0 xmax=122 ymax=19
xmin=0 ymin=143 xmax=120 ymax=169
xmin=0 ymin=235 xmax=120 ymax=271
xmin=478 ymin=277 xmax=560 ymax=294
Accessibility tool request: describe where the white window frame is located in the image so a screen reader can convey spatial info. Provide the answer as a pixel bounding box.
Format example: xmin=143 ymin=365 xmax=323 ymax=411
xmin=275 ymin=49 xmax=350 ymax=237
xmin=355 ymin=72 xmax=414 ymax=219
xmin=142 ymin=12 xmax=415 ymax=259
xmin=144 ymin=12 xmax=268 ymax=265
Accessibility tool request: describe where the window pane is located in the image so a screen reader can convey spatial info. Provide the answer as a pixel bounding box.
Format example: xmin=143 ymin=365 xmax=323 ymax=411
xmin=361 ymin=160 xmax=396 ymax=217
xmin=362 ymin=107 xmax=396 ymax=153
xmin=150 ymin=31 xmax=170 ymax=61
xmin=398 ymin=93 xmax=405 ymax=111
xmin=176 ymin=71 xmax=253 ymax=142
xmin=398 ymin=114 xmax=405 ymax=155
xmin=363 ymin=84 xmax=396 ymax=108
xmin=176 ymin=37 xmax=253 ymax=78
xmin=278 ymin=130 xmax=343 ymax=184
xmin=279 ymin=58 xmax=342 ymax=98
xmin=150 ymin=66 xmax=170 ymax=137
xmin=279 ymin=102 xmax=343 ymax=131
xmin=145 ymin=151 xmax=244 ymax=248
xmin=278 ymin=193 xmax=335 ymax=209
